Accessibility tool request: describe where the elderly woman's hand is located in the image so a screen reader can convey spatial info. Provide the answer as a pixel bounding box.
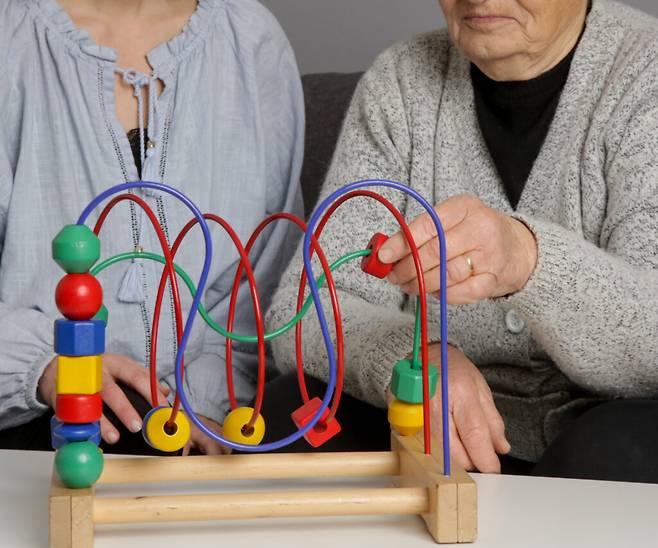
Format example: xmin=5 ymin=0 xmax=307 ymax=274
xmin=387 ymin=344 xmax=511 ymax=472
xmin=378 ymin=194 xmax=538 ymax=304
xmin=432 ymin=344 xmax=510 ymax=472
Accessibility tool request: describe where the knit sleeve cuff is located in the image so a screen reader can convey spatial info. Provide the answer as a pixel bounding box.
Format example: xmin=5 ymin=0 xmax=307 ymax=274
xmin=495 ymin=214 xmax=583 ymax=318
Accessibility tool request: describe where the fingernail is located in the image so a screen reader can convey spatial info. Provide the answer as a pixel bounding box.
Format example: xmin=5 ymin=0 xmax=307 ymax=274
xmin=160 ymin=382 xmax=171 ymax=394
xmin=388 ymin=272 xmax=399 ymax=284
xmin=107 ymin=431 xmax=119 ymax=444
xmin=379 ymin=248 xmax=393 ymax=263
xmin=130 ymin=419 xmax=142 ymax=433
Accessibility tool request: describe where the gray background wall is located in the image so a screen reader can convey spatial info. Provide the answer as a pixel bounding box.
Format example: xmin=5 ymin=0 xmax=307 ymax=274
xmin=260 ymin=0 xmax=658 ymax=74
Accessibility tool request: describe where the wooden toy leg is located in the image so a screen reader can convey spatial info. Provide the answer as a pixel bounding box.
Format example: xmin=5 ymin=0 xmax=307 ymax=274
xmin=392 ymin=432 xmax=477 ymax=543
xmin=49 ymin=473 xmax=94 ymax=548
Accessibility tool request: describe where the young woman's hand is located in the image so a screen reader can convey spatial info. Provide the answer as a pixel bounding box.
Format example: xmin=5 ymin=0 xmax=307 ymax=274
xmin=183 ymin=414 xmax=231 ymax=456
xmin=38 ymin=353 xmax=171 ymax=444
xmin=378 ymin=194 xmax=538 ymax=303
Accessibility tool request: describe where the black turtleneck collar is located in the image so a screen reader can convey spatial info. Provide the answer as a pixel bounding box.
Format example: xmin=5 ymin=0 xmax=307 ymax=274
xmin=470 ymin=2 xmax=589 ymax=209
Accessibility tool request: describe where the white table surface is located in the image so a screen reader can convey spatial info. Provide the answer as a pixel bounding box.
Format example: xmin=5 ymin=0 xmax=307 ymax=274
xmin=4 ymin=449 xmax=658 ymax=547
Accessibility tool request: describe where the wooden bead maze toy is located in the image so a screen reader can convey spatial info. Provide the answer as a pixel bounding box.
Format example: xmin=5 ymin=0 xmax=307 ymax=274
xmin=48 ymin=180 xmax=477 ymax=547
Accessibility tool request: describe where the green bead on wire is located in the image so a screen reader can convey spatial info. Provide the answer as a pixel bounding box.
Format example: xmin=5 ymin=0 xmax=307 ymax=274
xmin=52 ymin=224 xmax=100 ymax=274
xmin=55 ymin=441 xmax=104 ymax=489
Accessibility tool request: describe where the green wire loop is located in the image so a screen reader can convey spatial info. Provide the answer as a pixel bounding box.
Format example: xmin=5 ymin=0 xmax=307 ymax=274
xmin=411 ymin=296 xmax=422 ymax=369
xmin=90 ymin=249 xmax=371 ymax=343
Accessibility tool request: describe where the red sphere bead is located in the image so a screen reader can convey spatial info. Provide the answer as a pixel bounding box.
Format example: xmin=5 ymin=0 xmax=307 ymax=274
xmin=55 ymin=274 xmax=103 ymax=321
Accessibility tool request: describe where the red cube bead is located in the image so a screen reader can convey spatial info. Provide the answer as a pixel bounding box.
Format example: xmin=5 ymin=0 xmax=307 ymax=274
xmin=56 ymin=393 xmax=103 ymax=424
xmin=361 ymin=233 xmax=394 ymax=279
xmin=55 ymin=273 xmax=103 ymax=321
xmin=291 ymin=397 xmax=341 ymax=448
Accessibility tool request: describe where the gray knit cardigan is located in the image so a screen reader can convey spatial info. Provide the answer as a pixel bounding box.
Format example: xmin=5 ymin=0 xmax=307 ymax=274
xmin=267 ymin=0 xmax=658 ymax=462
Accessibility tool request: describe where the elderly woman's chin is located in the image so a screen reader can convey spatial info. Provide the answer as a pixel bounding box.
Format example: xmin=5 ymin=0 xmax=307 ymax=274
xmin=456 ymin=32 xmax=526 ymax=66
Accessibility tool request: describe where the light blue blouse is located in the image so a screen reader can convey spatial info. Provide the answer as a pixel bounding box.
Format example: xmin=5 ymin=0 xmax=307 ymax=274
xmin=0 ymin=0 xmax=304 ymax=428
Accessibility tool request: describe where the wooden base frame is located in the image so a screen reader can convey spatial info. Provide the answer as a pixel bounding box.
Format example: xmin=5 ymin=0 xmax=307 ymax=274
xmin=49 ymin=432 xmax=477 ymax=547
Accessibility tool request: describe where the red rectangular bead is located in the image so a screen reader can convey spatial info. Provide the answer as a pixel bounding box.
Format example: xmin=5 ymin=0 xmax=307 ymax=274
xmin=361 ymin=233 xmax=394 ymax=279
xmin=291 ymin=397 xmax=341 ymax=448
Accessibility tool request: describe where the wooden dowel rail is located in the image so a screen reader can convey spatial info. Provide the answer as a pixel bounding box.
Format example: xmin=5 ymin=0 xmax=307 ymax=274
xmin=50 ymin=434 xmax=477 ymax=546
xmin=98 ymin=451 xmax=400 ymax=485
xmin=92 ymin=487 xmax=429 ymax=524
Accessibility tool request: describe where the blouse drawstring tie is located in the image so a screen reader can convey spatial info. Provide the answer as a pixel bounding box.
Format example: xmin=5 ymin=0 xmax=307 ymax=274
xmin=115 ymin=68 xmax=159 ymax=304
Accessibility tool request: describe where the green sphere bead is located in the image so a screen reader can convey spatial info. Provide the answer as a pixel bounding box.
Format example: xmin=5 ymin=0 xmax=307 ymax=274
xmin=93 ymin=304 xmax=109 ymax=325
xmin=52 ymin=225 xmax=100 ymax=274
xmin=391 ymin=359 xmax=439 ymax=404
xmin=55 ymin=441 xmax=104 ymax=489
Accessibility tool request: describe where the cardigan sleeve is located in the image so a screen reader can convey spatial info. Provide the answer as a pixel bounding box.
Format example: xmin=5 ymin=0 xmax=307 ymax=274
xmin=499 ymin=91 xmax=658 ymax=397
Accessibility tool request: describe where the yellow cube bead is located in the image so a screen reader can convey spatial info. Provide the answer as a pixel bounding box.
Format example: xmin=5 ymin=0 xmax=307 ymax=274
xmin=388 ymin=399 xmax=424 ymax=436
xmin=56 ymin=355 xmax=103 ymax=395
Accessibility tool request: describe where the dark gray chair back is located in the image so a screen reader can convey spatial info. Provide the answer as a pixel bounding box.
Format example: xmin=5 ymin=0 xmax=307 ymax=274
xmin=300 ymin=72 xmax=362 ymax=216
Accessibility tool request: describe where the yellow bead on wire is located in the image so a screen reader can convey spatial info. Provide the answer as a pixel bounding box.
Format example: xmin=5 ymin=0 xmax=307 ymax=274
xmin=388 ymin=398 xmax=424 ymax=437
xmin=222 ymin=407 xmax=266 ymax=445
xmin=143 ymin=406 xmax=191 ymax=453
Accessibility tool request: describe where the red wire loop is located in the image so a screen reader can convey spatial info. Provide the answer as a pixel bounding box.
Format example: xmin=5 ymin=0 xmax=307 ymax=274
xmin=296 ymin=190 xmax=432 ymax=452
xmin=92 ymin=193 xmax=185 ymax=425
xmin=153 ymin=214 xmax=267 ymax=429
xmin=225 ymin=213 xmax=344 ymax=427
xmin=90 ymin=191 xmax=430 ymax=452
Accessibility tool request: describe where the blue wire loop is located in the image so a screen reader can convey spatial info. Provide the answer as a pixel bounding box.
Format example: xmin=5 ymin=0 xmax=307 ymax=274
xmin=77 ymin=178 xmax=450 ymax=474
xmin=77 ymin=181 xmax=335 ymax=452
xmin=304 ymin=179 xmax=450 ymax=476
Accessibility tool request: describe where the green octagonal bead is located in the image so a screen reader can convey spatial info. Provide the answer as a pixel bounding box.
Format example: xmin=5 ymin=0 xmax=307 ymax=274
xmin=391 ymin=359 xmax=439 ymax=404
xmin=52 ymin=224 xmax=100 ymax=273
xmin=55 ymin=441 xmax=104 ymax=489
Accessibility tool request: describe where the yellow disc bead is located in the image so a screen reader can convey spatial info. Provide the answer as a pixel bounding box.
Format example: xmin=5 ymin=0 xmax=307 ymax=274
xmin=388 ymin=399 xmax=424 ymax=436
xmin=143 ymin=407 xmax=191 ymax=453
xmin=222 ymin=407 xmax=265 ymax=445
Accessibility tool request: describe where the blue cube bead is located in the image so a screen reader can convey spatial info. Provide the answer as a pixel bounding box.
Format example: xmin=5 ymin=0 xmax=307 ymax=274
xmin=50 ymin=416 xmax=101 ymax=450
xmin=54 ymin=319 xmax=105 ymax=356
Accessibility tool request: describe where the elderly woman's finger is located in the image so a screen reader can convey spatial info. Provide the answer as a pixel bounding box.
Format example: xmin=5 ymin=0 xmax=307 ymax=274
xmin=477 ymin=384 xmax=511 ymax=455
xmin=378 ymin=195 xmax=470 ymax=264
xmin=449 ymin=415 xmax=475 ymax=471
xmin=431 ymin=395 xmax=474 ymax=470
xmin=388 ymin=235 xmax=444 ymax=286
xmin=445 ymin=273 xmax=498 ymax=305
xmin=453 ymin=400 xmax=501 ymax=474
xmin=396 ymin=251 xmax=483 ymax=294
xmin=388 ymin=214 xmax=483 ymax=289
xmin=482 ymin=405 xmax=511 ymax=455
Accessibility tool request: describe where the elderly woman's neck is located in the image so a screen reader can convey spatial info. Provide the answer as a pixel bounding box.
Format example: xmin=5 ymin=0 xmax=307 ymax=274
xmin=472 ymin=9 xmax=587 ymax=82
